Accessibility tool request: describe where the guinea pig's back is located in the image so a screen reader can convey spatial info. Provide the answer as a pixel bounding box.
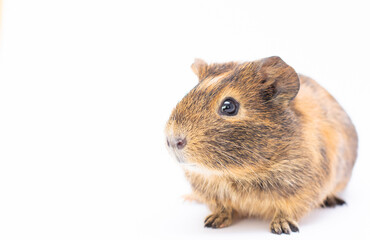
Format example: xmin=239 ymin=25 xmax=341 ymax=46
xmin=293 ymin=75 xmax=358 ymax=195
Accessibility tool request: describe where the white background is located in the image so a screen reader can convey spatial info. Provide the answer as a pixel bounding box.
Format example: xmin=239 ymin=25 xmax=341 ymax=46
xmin=0 ymin=0 xmax=369 ymax=239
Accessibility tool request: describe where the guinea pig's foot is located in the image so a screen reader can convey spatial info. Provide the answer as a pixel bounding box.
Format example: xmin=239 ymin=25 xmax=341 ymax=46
xmin=270 ymin=217 xmax=299 ymax=235
xmin=204 ymin=212 xmax=232 ymax=229
xmin=320 ymin=195 xmax=346 ymax=208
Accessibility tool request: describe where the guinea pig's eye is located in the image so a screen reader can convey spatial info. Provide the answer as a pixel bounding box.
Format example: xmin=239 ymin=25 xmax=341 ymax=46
xmin=219 ymin=98 xmax=239 ymax=116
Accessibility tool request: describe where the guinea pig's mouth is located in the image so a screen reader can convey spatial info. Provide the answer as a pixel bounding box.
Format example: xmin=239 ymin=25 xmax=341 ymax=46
xmin=173 ymin=150 xmax=187 ymax=164
xmin=165 ymin=141 xmax=187 ymax=164
xmin=180 ymin=161 xmax=224 ymax=176
xmin=165 ymin=139 xmax=224 ymax=176
xmin=175 ymin=155 xmax=185 ymax=163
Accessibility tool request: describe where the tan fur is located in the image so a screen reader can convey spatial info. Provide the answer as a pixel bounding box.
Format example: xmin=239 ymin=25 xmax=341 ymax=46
xmin=165 ymin=56 xmax=358 ymax=234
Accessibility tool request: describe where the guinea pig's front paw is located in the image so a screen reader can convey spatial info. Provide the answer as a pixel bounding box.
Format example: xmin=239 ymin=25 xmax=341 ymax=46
xmin=270 ymin=217 xmax=299 ymax=235
xmin=204 ymin=212 xmax=232 ymax=229
xmin=320 ymin=195 xmax=346 ymax=208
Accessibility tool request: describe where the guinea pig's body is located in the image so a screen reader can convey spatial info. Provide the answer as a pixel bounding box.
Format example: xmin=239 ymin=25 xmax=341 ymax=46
xmin=165 ymin=57 xmax=357 ymax=234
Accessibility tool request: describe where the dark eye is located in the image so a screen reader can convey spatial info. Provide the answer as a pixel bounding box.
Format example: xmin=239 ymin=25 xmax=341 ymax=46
xmin=219 ymin=98 xmax=239 ymax=116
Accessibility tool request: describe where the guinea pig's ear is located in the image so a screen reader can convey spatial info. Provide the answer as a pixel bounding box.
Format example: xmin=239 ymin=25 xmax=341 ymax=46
xmin=257 ymin=56 xmax=300 ymax=103
xmin=191 ymin=58 xmax=208 ymax=81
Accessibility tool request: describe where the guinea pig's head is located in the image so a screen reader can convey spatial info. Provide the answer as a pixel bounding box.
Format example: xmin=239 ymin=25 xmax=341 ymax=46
xmin=165 ymin=56 xmax=300 ymax=175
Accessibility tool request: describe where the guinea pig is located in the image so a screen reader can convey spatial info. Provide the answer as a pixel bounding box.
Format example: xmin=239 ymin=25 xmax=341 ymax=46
xmin=165 ymin=56 xmax=358 ymax=234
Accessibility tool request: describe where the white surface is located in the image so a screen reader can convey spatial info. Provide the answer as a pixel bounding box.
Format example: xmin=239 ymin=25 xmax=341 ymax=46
xmin=0 ymin=0 xmax=369 ymax=239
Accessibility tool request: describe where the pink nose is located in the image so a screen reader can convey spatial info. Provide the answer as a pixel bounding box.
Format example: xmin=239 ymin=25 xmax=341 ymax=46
xmin=175 ymin=138 xmax=187 ymax=150
xmin=167 ymin=137 xmax=187 ymax=150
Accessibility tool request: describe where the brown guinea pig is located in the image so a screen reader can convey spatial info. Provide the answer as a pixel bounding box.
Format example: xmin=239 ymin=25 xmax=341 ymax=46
xmin=165 ymin=56 xmax=358 ymax=234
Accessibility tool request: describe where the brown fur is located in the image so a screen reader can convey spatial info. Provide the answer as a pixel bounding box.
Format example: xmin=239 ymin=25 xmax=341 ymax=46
xmin=165 ymin=56 xmax=358 ymax=234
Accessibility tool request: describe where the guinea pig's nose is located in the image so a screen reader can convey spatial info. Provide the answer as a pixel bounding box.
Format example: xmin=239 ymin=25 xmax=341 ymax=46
xmin=175 ymin=138 xmax=187 ymax=150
